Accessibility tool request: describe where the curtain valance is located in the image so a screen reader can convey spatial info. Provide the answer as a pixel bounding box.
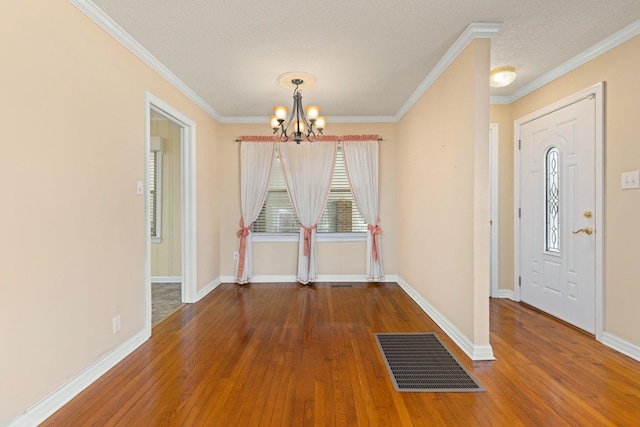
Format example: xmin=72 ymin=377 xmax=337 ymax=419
xmin=238 ymin=135 xmax=380 ymax=143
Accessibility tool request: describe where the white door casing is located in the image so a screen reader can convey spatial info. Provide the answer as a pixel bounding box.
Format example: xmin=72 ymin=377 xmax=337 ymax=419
xmin=145 ymin=92 xmax=197 ymax=332
xmin=515 ymin=83 xmax=604 ymax=339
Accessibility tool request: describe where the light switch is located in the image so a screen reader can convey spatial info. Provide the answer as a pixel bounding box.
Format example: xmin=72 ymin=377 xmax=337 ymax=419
xmin=136 ymin=180 xmax=144 ymax=195
xmin=621 ymin=171 xmax=640 ymax=190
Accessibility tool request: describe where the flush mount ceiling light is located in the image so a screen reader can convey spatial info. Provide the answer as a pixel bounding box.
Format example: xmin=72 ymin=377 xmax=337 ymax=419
xmin=489 ymin=66 xmax=517 ymax=88
xmin=270 ymin=72 xmax=326 ymax=144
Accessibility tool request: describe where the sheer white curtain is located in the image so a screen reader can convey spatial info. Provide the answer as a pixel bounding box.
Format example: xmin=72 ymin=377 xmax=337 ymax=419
xmin=278 ymin=139 xmax=338 ymax=284
xmin=342 ymin=136 xmax=384 ymax=280
xmin=235 ymin=138 xmax=275 ymax=284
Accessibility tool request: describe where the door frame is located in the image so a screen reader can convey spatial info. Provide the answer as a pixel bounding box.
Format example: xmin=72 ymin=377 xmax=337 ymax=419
xmin=514 ymin=82 xmax=604 ymax=341
xmin=145 ymin=92 xmax=197 ymax=332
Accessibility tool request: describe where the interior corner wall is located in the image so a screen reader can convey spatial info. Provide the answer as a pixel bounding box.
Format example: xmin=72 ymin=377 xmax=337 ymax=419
xmin=508 ymin=34 xmax=640 ymax=348
xmin=396 ymin=39 xmax=492 ymax=345
xmin=0 ymin=1 xmax=221 ymax=425
xmin=489 ymin=104 xmax=515 ymax=293
xmin=217 ymin=122 xmax=398 ymax=280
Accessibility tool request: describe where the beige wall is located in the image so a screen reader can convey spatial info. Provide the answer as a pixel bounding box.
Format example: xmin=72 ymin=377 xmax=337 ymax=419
xmin=4 ymin=1 xmax=639 ymax=424
xmin=396 ymin=39 xmax=491 ymax=344
xmin=505 ymin=34 xmax=640 ymax=345
xmin=151 ymin=120 xmax=182 ymax=277
xmin=0 ymin=1 xmax=220 ymax=424
xmin=217 ymin=122 xmax=398 ymax=279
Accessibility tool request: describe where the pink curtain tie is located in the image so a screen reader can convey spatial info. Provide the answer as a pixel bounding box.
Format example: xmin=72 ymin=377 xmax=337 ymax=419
xmin=368 ymin=222 xmax=382 ymax=262
xmin=236 ymin=218 xmax=251 ymax=278
xmin=303 ymin=225 xmax=317 ymax=257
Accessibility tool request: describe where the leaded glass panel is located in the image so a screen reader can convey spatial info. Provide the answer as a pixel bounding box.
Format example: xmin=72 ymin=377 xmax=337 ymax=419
xmin=545 ymin=147 xmax=560 ymax=252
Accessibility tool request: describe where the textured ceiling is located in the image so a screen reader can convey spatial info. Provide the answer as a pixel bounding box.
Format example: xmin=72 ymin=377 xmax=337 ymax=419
xmin=89 ymin=0 xmax=640 ymax=120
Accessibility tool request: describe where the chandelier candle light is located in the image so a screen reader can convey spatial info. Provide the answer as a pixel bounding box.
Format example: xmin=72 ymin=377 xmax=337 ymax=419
xmin=270 ymin=72 xmax=326 ymax=143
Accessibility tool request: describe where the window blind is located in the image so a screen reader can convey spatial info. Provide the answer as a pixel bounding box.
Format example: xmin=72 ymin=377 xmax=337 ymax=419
xmin=253 ymin=146 xmax=367 ymax=233
xmin=149 ymin=151 xmax=160 ymax=238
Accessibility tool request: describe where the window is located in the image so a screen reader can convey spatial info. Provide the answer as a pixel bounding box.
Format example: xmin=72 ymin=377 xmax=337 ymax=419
xmin=545 ymin=147 xmax=560 ymax=253
xmin=253 ymin=146 xmax=367 ymax=234
xmin=150 ymin=149 xmax=162 ymax=242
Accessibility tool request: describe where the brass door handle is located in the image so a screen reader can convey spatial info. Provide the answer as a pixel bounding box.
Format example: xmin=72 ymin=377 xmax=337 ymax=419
xmin=572 ymin=226 xmax=593 ymax=235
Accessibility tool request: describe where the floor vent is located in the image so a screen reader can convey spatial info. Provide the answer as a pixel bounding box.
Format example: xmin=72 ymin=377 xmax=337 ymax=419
xmin=330 ymin=284 xmax=353 ymax=288
xmin=374 ymin=333 xmax=484 ymax=392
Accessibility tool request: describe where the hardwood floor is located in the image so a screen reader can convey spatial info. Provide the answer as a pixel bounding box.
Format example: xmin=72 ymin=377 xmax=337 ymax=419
xmin=42 ymin=282 xmax=640 ymax=426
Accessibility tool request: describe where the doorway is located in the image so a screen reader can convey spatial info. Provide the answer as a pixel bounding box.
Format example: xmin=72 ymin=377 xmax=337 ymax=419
xmin=515 ymin=83 xmax=604 ymax=339
xmin=145 ymin=92 xmax=197 ymax=331
xmin=149 ymin=111 xmax=183 ymax=325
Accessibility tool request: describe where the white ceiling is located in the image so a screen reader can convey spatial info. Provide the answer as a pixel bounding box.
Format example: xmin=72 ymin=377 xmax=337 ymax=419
xmin=88 ymin=0 xmax=640 ymax=121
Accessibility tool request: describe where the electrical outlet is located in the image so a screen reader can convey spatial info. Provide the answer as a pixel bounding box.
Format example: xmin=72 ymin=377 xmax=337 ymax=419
xmin=233 ymin=251 xmax=239 ymax=260
xmin=112 ymin=315 xmax=121 ymax=334
xmin=136 ymin=180 xmax=144 ymax=195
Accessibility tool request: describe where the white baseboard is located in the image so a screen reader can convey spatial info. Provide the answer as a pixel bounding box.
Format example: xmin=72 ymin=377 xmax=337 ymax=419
xmin=10 ymin=329 xmax=149 ymax=427
xmin=245 ymin=275 xmax=298 ymax=283
xmin=602 ymin=332 xmax=640 ymax=362
xmin=318 ymin=274 xmax=395 ymax=282
xmin=220 ymin=274 xmax=398 ymax=284
xmin=219 ymin=274 xmax=299 ymax=284
xmin=13 ymin=274 xmax=505 ymax=426
xmin=471 ymin=344 xmax=496 ymax=360
xmin=16 ymin=274 xmax=638 ymax=427
xmin=395 ymin=276 xmax=495 ymax=361
xmin=220 ymin=273 xmax=497 ymax=361
xmin=497 ymin=289 xmax=516 ymax=300
xmin=195 ymin=277 xmax=223 ymax=302
xmin=151 ymin=276 xmax=182 ymax=283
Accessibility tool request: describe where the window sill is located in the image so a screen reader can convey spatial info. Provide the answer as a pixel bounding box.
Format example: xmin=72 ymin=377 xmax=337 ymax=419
xmin=151 ymin=237 xmax=161 ymax=244
xmin=252 ymin=232 xmax=367 ymax=243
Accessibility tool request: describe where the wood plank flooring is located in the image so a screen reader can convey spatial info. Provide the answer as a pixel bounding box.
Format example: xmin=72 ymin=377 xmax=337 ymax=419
xmin=42 ymin=282 xmax=640 ymax=426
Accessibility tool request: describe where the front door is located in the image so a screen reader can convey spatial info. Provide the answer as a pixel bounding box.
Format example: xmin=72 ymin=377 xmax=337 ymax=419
xmin=519 ymin=94 xmax=596 ymax=333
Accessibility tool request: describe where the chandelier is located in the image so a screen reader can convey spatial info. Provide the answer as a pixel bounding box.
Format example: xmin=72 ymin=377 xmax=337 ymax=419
xmin=270 ymin=72 xmax=326 ymax=143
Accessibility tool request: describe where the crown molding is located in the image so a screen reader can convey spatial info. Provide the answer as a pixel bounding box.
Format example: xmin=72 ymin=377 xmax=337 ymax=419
xmin=506 ymin=18 xmax=640 ymax=104
xmin=68 ymin=1 xmax=640 ymax=121
xmin=70 ymin=2 xmax=499 ymax=125
xmin=68 ymin=0 xmax=223 ymax=122
xmin=219 ymin=115 xmax=398 ymax=124
xmin=489 ymin=96 xmax=511 ymax=105
xmin=327 ymin=115 xmax=398 ymax=123
xmin=224 ymin=22 xmax=502 ymax=123
xmin=218 ymin=116 xmax=269 ymax=124
xmin=394 ymin=22 xmax=502 ymax=120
